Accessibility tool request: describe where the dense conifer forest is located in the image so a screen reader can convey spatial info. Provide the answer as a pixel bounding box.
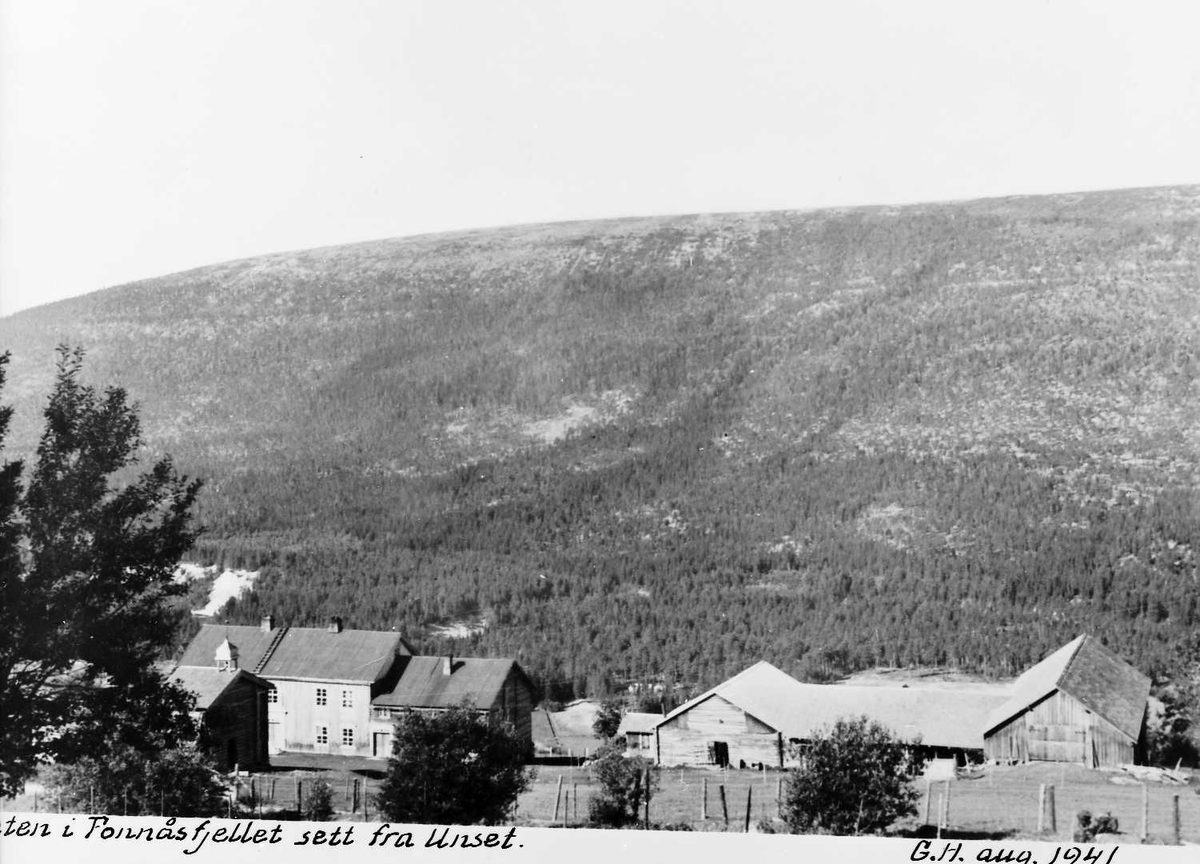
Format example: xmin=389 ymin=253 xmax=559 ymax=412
xmin=2 ymin=186 xmax=1197 ymax=697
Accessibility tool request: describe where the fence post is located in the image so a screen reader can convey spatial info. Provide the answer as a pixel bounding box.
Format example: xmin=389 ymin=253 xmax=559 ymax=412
xmin=924 ymin=780 xmax=932 ymax=825
xmin=701 ymin=777 xmax=708 ymax=820
xmin=1037 ymin=784 xmax=1046 ymax=833
xmin=1141 ymin=784 xmax=1148 ymax=842
xmin=936 ymin=789 xmax=944 ymax=839
xmin=552 ymin=775 xmax=563 ymax=823
xmin=1046 ymin=785 xmax=1056 ymax=835
xmin=777 ymin=777 xmax=783 ymax=819
xmin=296 ymin=778 xmax=302 ymax=814
xmin=644 ymin=768 xmax=651 ymax=828
xmin=572 ymin=783 xmax=578 ymax=823
xmin=744 ymin=786 xmax=752 ymax=833
xmin=1172 ymin=795 xmax=1180 ymax=845
xmin=719 ymin=784 xmax=728 ymax=829
xmin=944 ymin=780 xmax=952 ymax=831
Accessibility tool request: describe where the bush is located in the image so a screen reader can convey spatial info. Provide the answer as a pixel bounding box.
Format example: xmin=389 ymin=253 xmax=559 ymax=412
xmin=374 ymin=705 xmax=533 ymax=826
xmin=302 ymin=779 xmax=335 ymax=822
xmin=43 ymin=744 xmax=226 ymax=816
xmin=587 ymin=741 xmax=656 ymax=828
xmin=780 ymin=716 xmax=921 ymax=835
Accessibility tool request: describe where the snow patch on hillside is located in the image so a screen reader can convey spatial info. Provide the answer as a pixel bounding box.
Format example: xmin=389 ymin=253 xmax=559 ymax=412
xmin=174 ymin=563 xmax=259 ymax=617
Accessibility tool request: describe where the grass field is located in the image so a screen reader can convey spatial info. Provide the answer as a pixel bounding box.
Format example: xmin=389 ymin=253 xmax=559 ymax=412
xmin=513 ymin=761 xmax=1200 ymax=842
xmin=6 ymin=761 xmax=1198 ymax=843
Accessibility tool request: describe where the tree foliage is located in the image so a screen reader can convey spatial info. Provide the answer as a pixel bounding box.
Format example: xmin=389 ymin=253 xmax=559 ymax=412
xmin=592 ymin=700 xmax=624 ymax=740
xmin=780 ymin=716 xmax=921 ymax=836
xmin=374 ymin=705 xmax=532 ymax=826
xmin=0 ymin=347 xmax=203 ymax=796
xmin=586 ymin=741 xmax=656 ymax=828
xmin=42 ymin=743 xmax=226 ymax=816
xmin=302 ymin=778 xmax=336 ymax=822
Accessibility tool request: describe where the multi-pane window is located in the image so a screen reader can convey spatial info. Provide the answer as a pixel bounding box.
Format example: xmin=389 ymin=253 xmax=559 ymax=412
xmin=316 ymin=688 xmax=327 ymax=706
xmin=342 ymin=728 xmax=354 ymax=747
xmin=267 ymin=689 xmax=278 ymax=704
xmin=342 ymin=690 xmax=353 ymax=708
xmin=316 ymin=726 xmax=328 ymax=745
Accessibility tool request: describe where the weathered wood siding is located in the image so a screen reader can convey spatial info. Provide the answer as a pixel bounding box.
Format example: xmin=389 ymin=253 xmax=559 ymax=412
xmin=205 ymin=678 xmax=269 ymax=770
xmin=267 ymin=679 xmax=375 ymax=755
xmin=655 ymin=694 xmax=783 ymax=767
xmin=984 ymin=689 xmax=1140 ymax=767
xmin=489 ymin=669 xmax=534 ymax=747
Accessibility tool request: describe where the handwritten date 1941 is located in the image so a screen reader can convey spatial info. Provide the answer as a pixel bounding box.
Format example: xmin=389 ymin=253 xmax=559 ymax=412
xmin=911 ymin=840 xmax=1118 ymax=864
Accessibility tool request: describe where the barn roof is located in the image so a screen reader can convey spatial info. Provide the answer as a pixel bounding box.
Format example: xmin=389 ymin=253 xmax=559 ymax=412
xmin=658 ymin=661 xmax=1008 ymax=749
xmin=372 ymin=656 xmax=528 ymax=710
xmin=984 ymin=635 xmax=1150 ymax=741
xmin=178 ymin=623 xmax=413 ymax=683
xmin=617 ymin=712 xmax=662 ymax=735
xmin=169 ymin=666 xmax=271 ymax=710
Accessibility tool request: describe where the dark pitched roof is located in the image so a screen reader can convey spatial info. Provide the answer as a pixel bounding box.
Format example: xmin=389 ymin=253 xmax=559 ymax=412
xmin=372 ymin=656 xmax=528 ymax=710
xmin=178 ymin=623 xmax=412 ymax=683
xmin=985 ymin=635 xmax=1150 ymax=741
xmin=169 ymin=666 xmax=271 ymax=710
xmin=177 ymin=625 xmax=281 ymax=671
xmin=258 ymin=627 xmax=408 ymax=682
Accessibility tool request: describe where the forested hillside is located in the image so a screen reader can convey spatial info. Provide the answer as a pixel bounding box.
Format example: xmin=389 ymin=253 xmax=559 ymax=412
xmin=2 ymin=186 xmax=1197 ymax=697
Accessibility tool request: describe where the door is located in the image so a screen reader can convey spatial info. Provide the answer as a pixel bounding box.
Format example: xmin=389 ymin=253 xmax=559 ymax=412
xmin=373 ymin=732 xmax=392 ymax=758
xmin=708 ymin=741 xmax=729 ymax=768
xmin=268 ymin=722 xmax=281 ymax=754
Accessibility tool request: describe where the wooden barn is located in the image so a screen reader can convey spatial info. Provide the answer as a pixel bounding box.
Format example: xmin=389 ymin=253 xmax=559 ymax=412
xmin=369 ymin=655 xmax=534 ymax=758
xmin=983 ymin=635 xmax=1150 ymax=768
xmin=169 ymin=641 xmax=273 ymax=771
xmin=654 ymin=661 xmax=1008 ymax=768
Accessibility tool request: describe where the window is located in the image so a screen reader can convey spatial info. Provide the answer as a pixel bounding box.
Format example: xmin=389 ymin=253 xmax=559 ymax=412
xmin=316 ymin=688 xmax=327 ymax=706
xmin=316 ymin=726 xmax=328 ymax=745
xmin=342 ymin=728 xmax=355 ymax=747
xmin=342 ymin=690 xmax=353 ymax=708
xmin=267 ymin=689 xmax=278 ymax=704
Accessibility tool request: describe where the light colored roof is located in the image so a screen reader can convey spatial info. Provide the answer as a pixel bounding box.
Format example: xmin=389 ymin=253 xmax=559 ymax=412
xmin=169 ymin=666 xmax=271 ymax=710
xmin=179 ymin=623 xmax=412 ymax=683
xmin=659 ymin=661 xmax=1008 ymax=749
xmin=372 ymin=656 xmax=528 ymax=709
xmin=617 ymin=712 xmax=662 ymax=735
xmin=985 ymin=635 xmax=1150 ymax=740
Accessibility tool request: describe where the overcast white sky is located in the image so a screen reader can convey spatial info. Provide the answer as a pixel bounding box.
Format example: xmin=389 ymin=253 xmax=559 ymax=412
xmin=2 ymin=0 xmax=1198 ymax=316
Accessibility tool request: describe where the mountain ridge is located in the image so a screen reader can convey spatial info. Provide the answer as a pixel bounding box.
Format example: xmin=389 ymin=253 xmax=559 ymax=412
xmin=2 ymin=184 xmax=1197 ymax=695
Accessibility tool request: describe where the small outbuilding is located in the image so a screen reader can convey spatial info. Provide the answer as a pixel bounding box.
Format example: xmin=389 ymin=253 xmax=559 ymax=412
xmin=982 ymin=635 xmax=1150 ymax=768
xmin=616 ymin=712 xmax=661 ymax=757
xmin=169 ymin=655 xmax=272 ymax=771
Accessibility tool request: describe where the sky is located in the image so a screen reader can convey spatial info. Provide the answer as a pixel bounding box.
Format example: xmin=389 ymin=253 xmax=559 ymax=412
xmin=1 ymin=0 xmax=1198 ymax=316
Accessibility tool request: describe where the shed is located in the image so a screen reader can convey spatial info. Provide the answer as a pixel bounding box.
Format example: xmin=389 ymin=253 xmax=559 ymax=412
xmin=169 ymin=665 xmax=272 ymax=771
xmin=982 ymin=635 xmax=1150 ymax=768
xmin=616 ymin=712 xmax=661 ymax=757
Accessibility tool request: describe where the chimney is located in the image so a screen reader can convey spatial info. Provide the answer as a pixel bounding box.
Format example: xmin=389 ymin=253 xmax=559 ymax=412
xmin=260 ymin=615 xmax=275 ymax=633
xmin=443 ymin=654 xmax=454 ymax=676
xmin=328 ymin=616 xmax=343 ymax=634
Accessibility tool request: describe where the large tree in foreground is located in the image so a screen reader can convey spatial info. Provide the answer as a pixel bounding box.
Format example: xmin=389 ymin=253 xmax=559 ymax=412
xmin=0 ymin=347 xmax=204 ymax=797
xmin=780 ymin=716 xmax=922 ymax=836
xmin=374 ymin=705 xmax=533 ymax=825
